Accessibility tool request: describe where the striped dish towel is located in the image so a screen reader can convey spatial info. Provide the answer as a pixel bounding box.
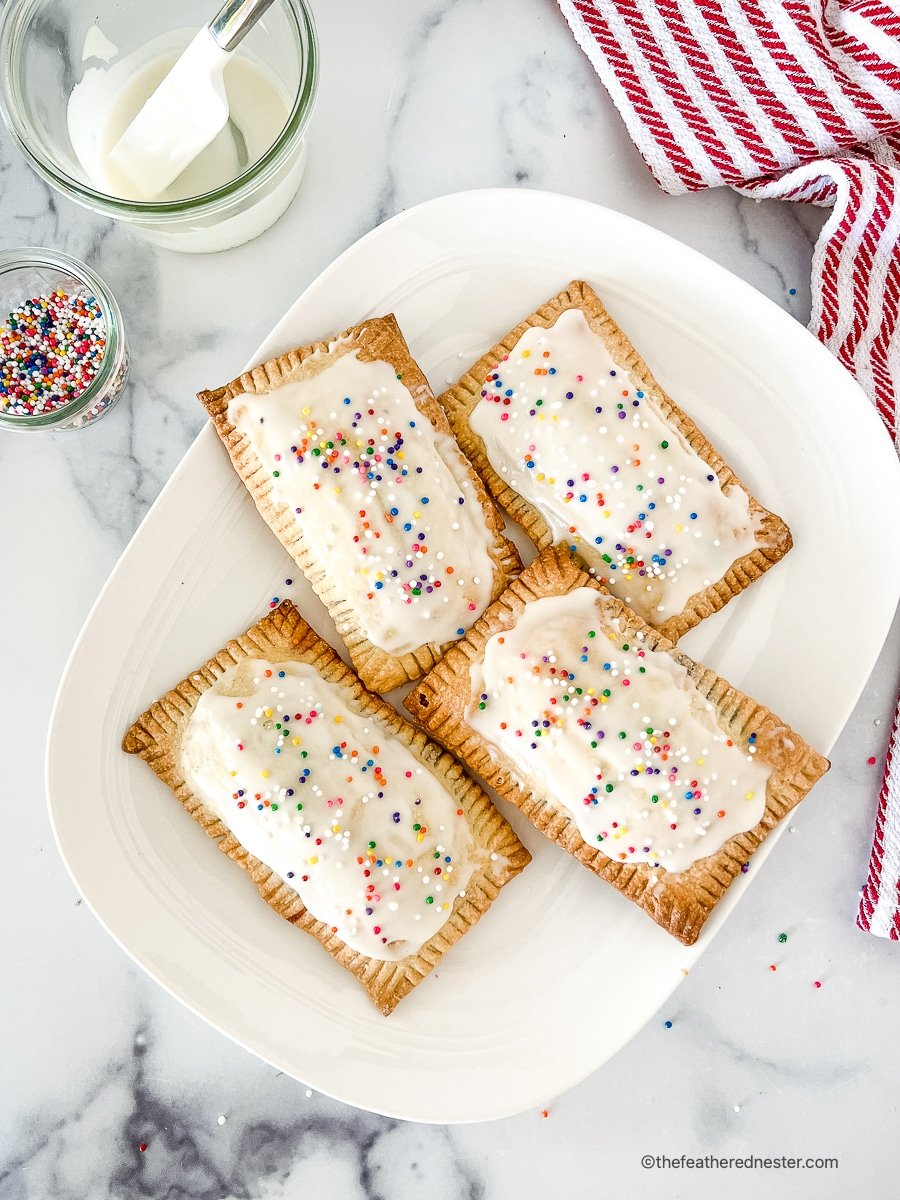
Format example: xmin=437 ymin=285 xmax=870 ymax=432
xmin=557 ymin=0 xmax=900 ymax=936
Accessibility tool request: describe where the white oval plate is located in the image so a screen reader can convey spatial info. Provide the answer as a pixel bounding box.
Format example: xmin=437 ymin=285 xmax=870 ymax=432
xmin=48 ymin=189 xmax=900 ymax=1123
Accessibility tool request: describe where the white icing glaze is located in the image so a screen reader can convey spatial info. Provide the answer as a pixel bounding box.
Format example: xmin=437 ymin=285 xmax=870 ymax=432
xmin=467 ymin=588 xmax=771 ymax=873
xmin=181 ymin=659 xmax=476 ymax=961
xmin=469 ymin=308 xmax=758 ymax=624
xmin=69 ymin=30 xmax=291 ymax=205
xmin=229 ymin=349 xmax=496 ymax=655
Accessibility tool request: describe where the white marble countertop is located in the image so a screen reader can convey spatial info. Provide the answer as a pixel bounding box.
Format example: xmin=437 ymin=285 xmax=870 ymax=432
xmin=3 ymin=1 xmax=900 ymax=1196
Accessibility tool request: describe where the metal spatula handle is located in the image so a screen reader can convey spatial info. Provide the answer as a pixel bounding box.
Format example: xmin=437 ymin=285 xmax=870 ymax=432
xmin=209 ymin=0 xmax=277 ymax=53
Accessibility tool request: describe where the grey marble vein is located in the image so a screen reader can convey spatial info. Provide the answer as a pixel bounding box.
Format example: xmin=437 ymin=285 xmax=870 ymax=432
xmin=2 ymin=1016 xmax=487 ymax=1200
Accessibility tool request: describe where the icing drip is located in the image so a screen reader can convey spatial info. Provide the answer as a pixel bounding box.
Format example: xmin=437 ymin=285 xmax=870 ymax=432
xmin=181 ymin=659 xmax=476 ymax=960
xmin=469 ymin=308 xmax=758 ymax=624
xmin=229 ymin=349 xmax=496 ymax=654
xmin=468 ymin=588 xmax=771 ymax=873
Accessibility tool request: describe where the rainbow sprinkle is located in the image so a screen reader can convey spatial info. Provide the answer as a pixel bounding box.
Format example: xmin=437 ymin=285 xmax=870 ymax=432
xmin=479 ymin=355 xmax=708 ymax=595
xmin=195 ymin=661 xmax=473 ymax=954
xmin=470 ymin=308 xmax=759 ymax=625
xmin=0 ymin=289 xmax=106 ymax=417
xmin=277 ymin=413 xmax=463 ymax=608
xmin=469 ymin=589 xmax=771 ymax=873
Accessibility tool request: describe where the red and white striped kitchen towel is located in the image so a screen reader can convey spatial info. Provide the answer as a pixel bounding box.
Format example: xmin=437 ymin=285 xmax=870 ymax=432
xmin=557 ymin=0 xmax=900 ymax=937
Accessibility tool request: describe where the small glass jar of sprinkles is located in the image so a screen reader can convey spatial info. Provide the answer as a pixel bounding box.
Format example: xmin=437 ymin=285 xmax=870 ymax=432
xmin=0 ymin=247 xmax=128 ymax=431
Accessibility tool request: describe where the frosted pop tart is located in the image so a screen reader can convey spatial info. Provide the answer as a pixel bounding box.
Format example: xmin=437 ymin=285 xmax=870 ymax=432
xmin=123 ymin=600 xmax=530 ymax=1014
xmin=438 ymin=281 xmax=791 ymax=642
xmin=199 ymin=316 xmax=520 ymax=692
xmin=406 ymin=547 xmax=828 ymax=945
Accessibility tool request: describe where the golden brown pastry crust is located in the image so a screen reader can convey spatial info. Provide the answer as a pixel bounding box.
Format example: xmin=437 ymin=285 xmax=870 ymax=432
xmin=437 ymin=280 xmax=792 ymax=642
xmin=404 ymin=546 xmax=829 ymax=946
xmin=198 ymin=316 xmax=521 ymax=693
xmin=122 ymin=600 xmax=530 ymax=1015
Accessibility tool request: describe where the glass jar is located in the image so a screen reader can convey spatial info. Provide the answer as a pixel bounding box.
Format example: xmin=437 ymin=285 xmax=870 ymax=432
xmin=0 ymin=0 xmax=318 ymax=254
xmin=0 ymin=248 xmax=128 ymax=431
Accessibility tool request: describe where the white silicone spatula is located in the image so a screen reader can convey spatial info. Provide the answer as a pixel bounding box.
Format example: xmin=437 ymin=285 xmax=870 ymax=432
xmin=108 ymin=0 xmax=276 ymax=201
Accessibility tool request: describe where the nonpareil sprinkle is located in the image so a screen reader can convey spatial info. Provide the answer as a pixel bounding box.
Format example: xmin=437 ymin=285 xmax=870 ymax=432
xmin=0 ymin=289 xmax=106 ymax=417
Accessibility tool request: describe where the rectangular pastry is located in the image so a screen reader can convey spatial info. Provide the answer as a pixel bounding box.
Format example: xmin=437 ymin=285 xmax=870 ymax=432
xmin=438 ymin=280 xmax=792 ymax=643
xmin=199 ymin=316 xmax=521 ymax=693
xmin=404 ymin=546 xmax=829 ymax=946
xmin=123 ymin=600 xmax=530 ymax=1015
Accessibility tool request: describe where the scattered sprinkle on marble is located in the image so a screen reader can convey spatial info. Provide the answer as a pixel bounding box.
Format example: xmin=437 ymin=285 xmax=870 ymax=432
xmin=305 ymin=1089 xmax=313 ymax=1098
xmin=868 ymin=756 xmax=877 ymax=765
xmin=778 ymin=932 xmax=787 ymax=943
xmin=788 ymin=287 xmax=797 ymax=295
xmin=217 ymin=1115 xmax=226 ymax=1126
xmin=769 ymin=964 xmax=777 ymax=972
xmin=540 ymin=1108 xmax=550 ymax=1118
xmin=733 ymin=1104 xmax=742 ymax=1113
xmin=138 ymin=1143 xmax=148 ymax=1153
xmin=813 ymin=979 xmax=822 ymax=988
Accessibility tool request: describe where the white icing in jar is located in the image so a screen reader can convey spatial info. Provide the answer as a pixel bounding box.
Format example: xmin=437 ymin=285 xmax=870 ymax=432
xmin=0 ymin=1 xmax=317 ymax=254
xmin=469 ymin=308 xmax=759 ymax=625
xmin=468 ymin=588 xmax=771 ymax=874
xmin=181 ymin=659 xmax=476 ymax=961
xmin=229 ymin=348 xmax=498 ymax=655
xmin=68 ymin=32 xmax=293 ymax=209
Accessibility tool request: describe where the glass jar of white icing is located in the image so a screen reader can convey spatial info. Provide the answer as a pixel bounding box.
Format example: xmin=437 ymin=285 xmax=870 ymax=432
xmin=0 ymin=0 xmax=318 ymax=253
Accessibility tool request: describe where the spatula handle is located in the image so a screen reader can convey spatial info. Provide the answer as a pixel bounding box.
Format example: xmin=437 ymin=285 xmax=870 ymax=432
xmin=209 ymin=0 xmax=278 ymax=53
